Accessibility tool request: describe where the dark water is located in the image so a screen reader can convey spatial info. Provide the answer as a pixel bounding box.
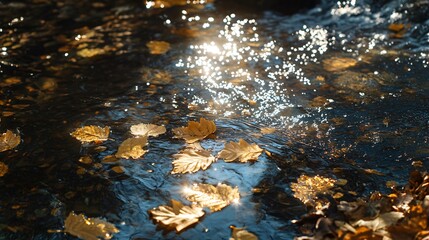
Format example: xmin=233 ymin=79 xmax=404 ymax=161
xmin=0 ymin=0 xmax=428 ymax=239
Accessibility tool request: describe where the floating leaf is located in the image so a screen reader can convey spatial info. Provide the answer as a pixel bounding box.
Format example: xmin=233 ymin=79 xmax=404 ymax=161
xmin=146 ymin=40 xmax=170 ymax=55
xmin=149 ymin=199 xmax=204 ymax=232
xmin=172 ymin=118 xmax=216 ymax=143
xmin=218 ymin=139 xmax=262 ymax=163
xmin=64 ymin=212 xmax=119 ymax=240
xmin=77 ymin=48 xmax=106 ymax=58
xmin=230 ymin=226 xmax=259 ymax=240
xmin=323 ymin=57 xmax=357 ymax=72
xmin=291 ymin=175 xmax=336 ymax=205
xmin=260 ymin=127 xmax=276 ymax=135
xmin=130 ymin=123 xmax=166 ymax=137
xmin=70 ymin=125 xmax=110 ymax=143
xmin=184 ymin=183 xmax=240 ymax=212
xmin=0 ymin=130 xmax=20 ymax=152
xmin=115 ymin=137 xmax=148 ymax=159
xmin=0 ymin=162 xmax=8 ymax=177
xmin=172 ymin=144 xmax=215 ymax=174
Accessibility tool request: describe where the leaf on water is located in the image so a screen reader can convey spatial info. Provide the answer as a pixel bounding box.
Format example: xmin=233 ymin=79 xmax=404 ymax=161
xmin=218 ymin=139 xmax=263 ymax=163
xmin=172 ymin=118 xmax=216 ymax=143
xmin=64 ymin=212 xmax=119 ymax=240
xmin=183 ymin=183 xmax=240 ymax=212
xmin=171 ymin=143 xmax=215 ymax=174
xmin=0 ymin=77 xmax=21 ymax=87
xmin=77 ymin=48 xmax=106 ymax=58
xmin=230 ymin=226 xmax=259 ymax=240
xmin=70 ymin=125 xmax=110 ymax=143
xmin=115 ymin=137 xmax=148 ymax=159
xmin=0 ymin=162 xmax=8 ymax=177
xmin=260 ymin=127 xmax=276 ymax=135
xmin=149 ymin=199 xmax=204 ymax=232
xmin=0 ymin=130 xmax=20 ymax=152
xmin=130 ymin=123 xmax=166 ymax=137
xmin=146 ymin=40 xmax=170 ymax=55
xmin=323 ymin=57 xmax=357 ymax=72
xmin=354 ymin=212 xmax=404 ymax=231
xmin=291 ymin=175 xmax=336 ymax=205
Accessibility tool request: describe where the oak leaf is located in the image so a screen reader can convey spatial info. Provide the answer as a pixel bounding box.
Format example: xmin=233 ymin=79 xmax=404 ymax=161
xmin=184 ymin=183 xmax=240 ymax=212
xmin=64 ymin=212 xmax=119 ymax=240
xmin=172 ymin=143 xmax=215 ymax=174
xmin=115 ymin=137 xmax=148 ymax=159
xmin=230 ymin=226 xmax=259 ymax=240
xmin=149 ymin=199 xmax=204 ymax=232
xmin=218 ymin=139 xmax=262 ymax=163
xmin=146 ymin=41 xmax=170 ymax=55
xmin=0 ymin=162 xmax=8 ymax=177
xmin=130 ymin=123 xmax=166 ymax=137
xmin=0 ymin=130 xmax=20 ymax=152
xmin=70 ymin=126 xmax=110 ymax=143
xmin=172 ymin=118 xmax=216 ymax=143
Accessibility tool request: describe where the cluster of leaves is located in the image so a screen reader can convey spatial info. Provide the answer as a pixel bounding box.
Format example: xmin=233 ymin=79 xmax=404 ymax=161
xmin=0 ymin=130 xmax=21 ymax=177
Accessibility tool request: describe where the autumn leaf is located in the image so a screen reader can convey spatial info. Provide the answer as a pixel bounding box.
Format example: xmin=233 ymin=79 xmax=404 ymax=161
xmin=0 ymin=162 xmax=8 ymax=177
xmin=291 ymin=175 xmax=336 ymax=205
xmin=130 ymin=123 xmax=166 ymax=137
xmin=64 ymin=212 xmax=119 ymax=240
xmin=260 ymin=127 xmax=276 ymax=135
xmin=0 ymin=130 xmax=20 ymax=152
xmin=149 ymin=199 xmax=204 ymax=232
xmin=230 ymin=226 xmax=259 ymax=240
xmin=183 ymin=183 xmax=240 ymax=212
xmin=77 ymin=48 xmax=106 ymax=58
xmin=146 ymin=40 xmax=170 ymax=54
xmin=354 ymin=212 xmax=404 ymax=231
xmin=115 ymin=137 xmax=148 ymax=159
xmin=172 ymin=118 xmax=216 ymax=143
xmin=172 ymin=144 xmax=215 ymax=174
xmin=70 ymin=125 xmax=110 ymax=143
xmin=323 ymin=57 xmax=357 ymax=72
xmin=218 ymin=139 xmax=263 ymax=163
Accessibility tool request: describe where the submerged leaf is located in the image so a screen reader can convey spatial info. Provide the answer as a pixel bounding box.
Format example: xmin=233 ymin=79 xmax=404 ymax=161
xmin=64 ymin=212 xmax=119 ymax=240
xmin=115 ymin=137 xmax=148 ymax=159
xmin=218 ymin=139 xmax=262 ymax=163
xmin=291 ymin=175 xmax=336 ymax=205
xmin=0 ymin=162 xmax=8 ymax=177
xmin=172 ymin=144 xmax=215 ymax=174
xmin=130 ymin=123 xmax=166 ymax=137
xmin=230 ymin=226 xmax=259 ymax=240
xmin=184 ymin=183 xmax=240 ymax=212
xmin=146 ymin=40 xmax=170 ymax=54
xmin=0 ymin=130 xmax=20 ymax=152
xmin=172 ymin=118 xmax=216 ymax=143
xmin=149 ymin=199 xmax=204 ymax=232
xmin=70 ymin=125 xmax=110 ymax=143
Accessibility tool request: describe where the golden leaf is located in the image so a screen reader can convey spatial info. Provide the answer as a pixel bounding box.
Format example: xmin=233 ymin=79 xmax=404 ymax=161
xmin=0 ymin=162 xmax=8 ymax=177
xmin=146 ymin=41 xmax=170 ymax=55
xmin=70 ymin=125 xmax=110 ymax=143
xmin=77 ymin=48 xmax=106 ymax=58
xmin=323 ymin=57 xmax=357 ymax=72
xmin=260 ymin=127 xmax=276 ymax=135
xmin=172 ymin=144 xmax=216 ymax=174
xmin=218 ymin=139 xmax=263 ymax=163
xmin=149 ymin=199 xmax=204 ymax=232
xmin=230 ymin=226 xmax=259 ymax=240
xmin=183 ymin=183 xmax=240 ymax=212
xmin=115 ymin=137 xmax=148 ymax=159
xmin=64 ymin=212 xmax=119 ymax=240
xmin=291 ymin=175 xmax=336 ymax=205
xmin=130 ymin=123 xmax=166 ymax=137
xmin=0 ymin=130 xmax=20 ymax=152
xmin=172 ymin=118 xmax=216 ymax=143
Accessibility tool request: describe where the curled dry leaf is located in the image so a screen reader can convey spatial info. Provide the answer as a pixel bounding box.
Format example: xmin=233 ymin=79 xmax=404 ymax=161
xmin=230 ymin=226 xmax=259 ymax=240
xmin=130 ymin=123 xmax=166 ymax=137
xmin=218 ymin=139 xmax=263 ymax=163
xmin=149 ymin=199 xmax=204 ymax=232
xmin=323 ymin=57 xmax=357 ymax=72
xmin=291 ymin=175 xmax=336 ymax=205
xmin=70 ymin=125 xmax=110 ymax=143
xmin=0 ymin=130 xmax=20 ymax=152
xmin=172 ymin=144 xmax=215 ymax=174
xmin=64 ymin=212 xmax=119 ymax=240
xmin=184 ymin=183 xmax=240 ymax=212
xmin=115 ymin=137 xmax=148 ymax=159
xmin=146 ymin=40 xmax=170 ymax=55
xmin=0 ymin=162 xmax=8 ymax=177
xmin=172 ymin=118 xmax=216 ymax=143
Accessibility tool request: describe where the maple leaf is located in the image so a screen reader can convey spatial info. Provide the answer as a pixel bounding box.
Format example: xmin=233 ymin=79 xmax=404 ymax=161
xmin=172 ymin=144 xmax=216 ymax=174
xmin=0 ymin=162 xmax=8 ymax=177
xmin=184 ymin=183 xmax=240 ymax=212
xmin=149 ymin=199 xmax=204 ymax=232
xmin=172 ymin=118 xmax=216 ymax=143
xmin=218 ymin=139 xmax=263 ymax=163
xmin=70 ymin=126 xmax=110 ymax=143
xmin=115 ymin=137 xmax=148 ymax=159
xmin=64 ymin=212 xmax=119 ymax=240
xmin=0 ymin=130 xmax=20 ymax=152
xmin=230 ymin=226 xmax=259 ymax=240
xmin=130 ymin=123 xmax=166 ymax=137
xmin=146 ymin=40 xmax=170 ymax=54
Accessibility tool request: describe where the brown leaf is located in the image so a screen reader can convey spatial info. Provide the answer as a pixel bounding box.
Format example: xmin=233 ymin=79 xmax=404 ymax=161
xmin=70 ymin=125 xmax=110 ymax=143
xmin=64 ymin=212 xmax=119 ymax=240
xmin=172 ymin=144 xmax=216 ymax=174
xmin=291 ymin=175 xmax=336 ymax=205
xmin=146 ymin=41 xmax=170 ymax=55
xmin=172 ymin=118 xmax=216 ymax=143
xmin=115 ymin=137 xmax=148 ymax=159
xmin=218 ymin=139 xmax=262 ymax=163
xmin=353 ymin=212 xmax=404 ymax=231
xmin=0 ymin=162 xmax=8 ymax=177
xmin=183 ymin=183 xmax=240 ymax=212
xmin=149 ymin=199 xmax=204 ymax=232
xmin=323 ymin=57 xmax=357 ymax=72
xmin=130 ymin=123 xmax=166 ymax=137
xmin=0 ymin=130 xmax=20 ymax=152
xmin=260 ymin=127 xmax=276 ymax=135
xmin=77 ymin=48 xmax=106 ymax=58
xmin=230 ymin=226 xmax=259 ymax=240
xmin=0 ymin=77 xmax=21 ymax=87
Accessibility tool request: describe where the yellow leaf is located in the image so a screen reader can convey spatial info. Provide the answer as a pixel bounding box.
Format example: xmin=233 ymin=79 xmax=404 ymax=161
xmin=172 ymin=144 xmax=215 ymax=174
xmin=77 ymin=48 xmax=106 ymax=58
xmin=64 ymin=212 xmax=119 ymax=240
xmin=230 ymin=226 xmax=259 ymax=240
xmin=130 ymin=123 xmax=166 ymax=137
xmin=291 ymin=175 xmax=336 ymax=205
xmin=149 ymin=199 xmax=204 ymax=232
xmin=218 ymin=139 xmax=263 ymax=163
xmin=0 ymin=162 xmax=8 ymax=177
xmin=70 ymin=125 xmax=110 ymax=143
xmin=146 ymin=40 xmax=170 ymax=55
xmin=323 ymin=57 xmax=357 ymax=72
xmin=115 ymin=137 xmax=148 ymax=159
xmin=183 ymin=183 xmax=240 ymax=212
xmin=0 ymin=130 xmax=20 ymax=152
xmin=172 ymin=118 xmax=216 ymax=143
